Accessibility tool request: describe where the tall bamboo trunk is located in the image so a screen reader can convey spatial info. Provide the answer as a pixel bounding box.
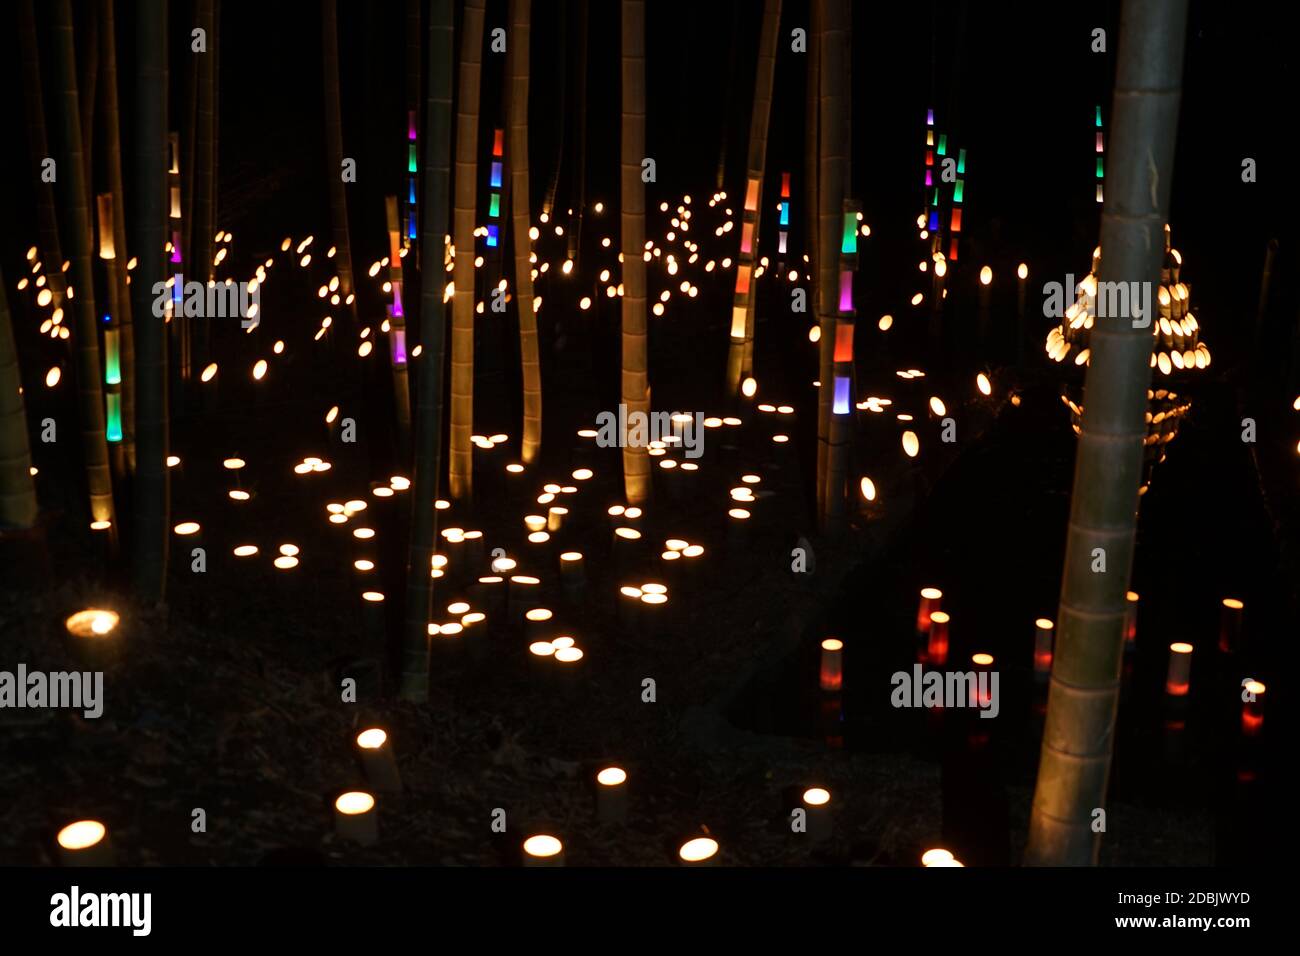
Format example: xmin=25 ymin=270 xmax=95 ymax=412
xmin=0 ymin=272 xmax=39 ymax=531
xmin=130 ymin=0 xmax=170 ymax=603
xmin=52 ymin=0 xmax=116 ymax=529
xmin=323 ymin=0 xmax=360 ymax=337
xmin=813 ymin=0 xmax=845 ymax=527
xmin=507 ymin=0 xmax=542 ymax=463
xmin=566 ymin=0 xmax=588 ymax=265
xmin=79 ymin=2 xmax=98 ymax=197
xmin=189 ymin=0 xmax=216 ymax=381
xmin=620 ymin=0 xmax=650 ymax=505
xmin=1025 ymin=0 xmax=1188 ymax=867
xmin=18 ymin=0 xmax=69 ymax=312
xmin=449 ymin=0 xmax=485 ymax=501
xmin=822 ymin=0 xmax=851 ymax=529
xmin=99 ymin=0 xmax=135 ymax=472
xmin=726 ymin=0 xmax=782 ymax=395
xmin=400 ymin=0 xmax=454 ymax=703
xmin=541 ymin=0 xmax=567 ymax=218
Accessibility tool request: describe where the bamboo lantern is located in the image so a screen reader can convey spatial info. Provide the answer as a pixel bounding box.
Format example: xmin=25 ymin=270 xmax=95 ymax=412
xmin=926 ymin=612 xmax=950 ymax=666
xmin=559 ymin=551 xmax=586 ymax=597
xmin=334 ymin=791 xmax=378 ymax=845
xmin=596 ymin=767 xmax=629 ymax=823
xmin=1241 ymin=680 xmax=1266 ymax=737
xmin=65 ymin=609 xmax=121 ymax=666
xmin=56 ymin=820 xmax=114 ymax=866
xmin=970 ymin=653 xmax=995 ymax=708
xmin=355 ymin=728 xmax=402 ymax=792
xmin=819 ymin=638 xmax=844 ymax=692
xmin=678 ymin=836 xmax=719 ymax=867
xmin=801 ymin=787 xmax=832 ymax=842
xmin=618 ymin=585 xmax=643 ymax=632
xmin=547 ymin=506 xmax=568 ymax=532
xmin=916 ymin=587 xmax=942 ymax=635
xmin=522 ymin=834 xmax=565 ymax=867
xmin=1033 ymin=618 xmax=1054 ymax=683
xmin=1123 ymin=591 xmax=1139 ymax=651
xmin=524 ymin=607 xmax=554 ymax=642
xmin=507 ymin=574 xmax=539 ymax=616
xmin=1219 ymin=598 xmax=1244 ymax=654
xmin=1165 ymin=643 xmax=1193 ymax=697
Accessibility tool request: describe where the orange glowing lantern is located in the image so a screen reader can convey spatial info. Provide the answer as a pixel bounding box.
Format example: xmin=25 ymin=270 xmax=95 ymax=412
xmin=927 ymin=612 xmax=950 ymax=666
xmin=1165 ymin=642 xmax=1193 ymax=696
xmin=819 ymin=638 xmax=844 ymax=692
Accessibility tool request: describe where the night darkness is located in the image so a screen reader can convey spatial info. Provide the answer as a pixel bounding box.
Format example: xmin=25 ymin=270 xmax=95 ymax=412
xmin=0 ymin=0 xmax=1295 ymax=938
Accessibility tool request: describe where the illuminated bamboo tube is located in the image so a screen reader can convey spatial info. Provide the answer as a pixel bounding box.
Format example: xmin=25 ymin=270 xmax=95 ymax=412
xmin=926 ymin=612 xmax=950 ymax=667
xmin=617 ymin=585 xmax=643 ymax=633
xmin=819 ymin=638 xmax=844 ymax=692
xmin=1218 ymin=598 xmax=1244 ymax=654
xmin=470 ymin=575 xmax=506 ymax=619
xmin=355 ymin=728 xmax=402 ymax=792
xmin=463 ymin=530 xmax=485 ymax=570
xmin=65 ymin=608 xmax=121 ymax=666
xmin=1123 ymin=590 xmax=1139 ymax=652
xmin=522 ymin=834 xmax=565 ymax=867
xmin=677 ymin=835 xmax=719 ymax=867
xmin=56 ymin=820 xmax=114 ymax=867
xmin=612 ymin=526 xmax=643 ymax=576
xmin=547 ymin=506 xmax=568 ymax=533
xmin=916 ymin=587 xmax=942 ymax=657
xmin=970 ymin=653 xmax=995 ymax=709
xmin=334 ymin=791 xmax=378 ymax=845
xmin=725 ymin=507 xmax=751 ymax=554
xmin=1241 ymin=680 xmax=1266 ymax=737
xmin=507 ymin=574 xmax=540 ymax=618
xmin=1033 ymin=618 xmax=1054 ymax=683
xmin=1165 ymin=642 xmax=1193 ymax=697
xmin=801 ymin=787 xmax=832 ymax=842
xmin=524 ymin=607 xmax=554 ymax=642
xmin=360 ymin=590 xmax=386 ymax=643
xmin=596 ymin=766 xmax=629 ymax=823
xmin=639 ymin=590 xmax=668 ymax=639
xmin=559 ymin=551 xmax=586 ymax=598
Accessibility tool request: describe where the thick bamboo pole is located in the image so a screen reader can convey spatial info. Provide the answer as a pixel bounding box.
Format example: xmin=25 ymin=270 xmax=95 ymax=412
xmin=99 ymin=0 xmax=136 ymax=472
xmin=814 ymin=0 xmax=846 ymax=527
xmin=0 ymin=272 xmax=39 ymax=531
xmin=323 ymin=0 xmax=360 ymax=334
xmin=18 ymin=0 xmax=69 ymax=312
xmin=449 ymin=0 xmax=486 ymax=501
xmin=130 ymin=0 xmax=170 ymax=602
xmin=620 ymin=0 xmax=650 ymax=505
xmin=507 ymin=0 xmax=542 ymax=463
xmin=401 ymin=0 xmax=454 ymax=703
xmin=1026 ymin=0 xmax=1188 ymax=866
xmin=190 ymin=0 xmax=216 ymax=374
xmin=726 ymin=0 xmax=782 ymax=394
xmin=52 ymin=0 xmax=116 ymax=529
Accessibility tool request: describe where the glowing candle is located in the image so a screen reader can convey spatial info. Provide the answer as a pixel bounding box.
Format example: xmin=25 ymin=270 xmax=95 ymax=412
xmin=832 ymin=376 xmax=851 ymax=415
xmin=1241 ymin=680 xmax=1266 ymax=736
xmin=916 ymin=588 xmax=942 ymax=634
xmin=56 ymin=820 xmax=113 ymax=867
xmin=927 ymin=612 xmax=950 ymax=666
xmin=801 ymin=787 xmax=832 ymax=842
xmin=356 ymin=728 xmax=402 ymax=792
xmin=522 ymin=834 xmax=564 ymax=867
xmin=334 ymin=791 xmax=378 ymax=845
xmin=596 ymin=767 xmax=629 ymax=823
xmin=1219 ymin=598 xmax=1243 ymax=654
xmin=1033 ymin=619 xmax=1054 ymax=682
xmin=838 ymin=271 xmax=853 ymax=312
xmin=1165 ymin=642 xmax=1193 ymax=697
xmin=678 ymin=836 xmax=719 ymax=866
xmin=1124 ymin=591 xmax=1139 ymax=650
xmin=819 ymin=638 xmax=844 ymax=691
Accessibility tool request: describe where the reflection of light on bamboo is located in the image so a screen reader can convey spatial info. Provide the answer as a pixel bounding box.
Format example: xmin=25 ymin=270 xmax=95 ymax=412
xmin=819 ymin=638 xmax=843 ymax=691
xmin=1165 ymin=642 xmax=1193 ymax=696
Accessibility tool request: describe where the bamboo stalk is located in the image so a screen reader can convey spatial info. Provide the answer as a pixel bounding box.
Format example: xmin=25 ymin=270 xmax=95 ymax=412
xmin=323 ymin=0 xmax=360 ymax=334
xmin=814 ymin=0 xmax=846 ymax=527
xmin=620 ymin=0 xmax=650 ymax=505
xmin=0 ymin=270 xmax=39 ymax=531
xmin=401 ymin=0 xmax=454 ymax=703
xmin=190 ymin=0 xmax=216 ymax=375
xmin=449 ymin=0 xmax=485 ymax=501
xmin=1025 ymin=0 xmax=1188 ymax=867
xmin=52 ymin=0 xmax=116 ymax=529
xmin=99 ymin=0 xmax=135 ymax=473
xmin=18 ymin=0 xmax=68 ymax=311
xmin=730 ymin=0 xmax=782 ymax=392
xmin=508 ymin=0 xmax=542 ymax=463
xmin=130 ymin=0 xmax=170 ymax=602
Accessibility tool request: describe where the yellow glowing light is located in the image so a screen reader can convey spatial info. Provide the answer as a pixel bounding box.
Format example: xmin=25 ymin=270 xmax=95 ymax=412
xmin=972 ymin=653 xmax=994 ymax=666
xmin=233 ymin=545 xmax=259 ymax=557
xmin=598 ymin=767 xmax=627 ymax=786
xmin=174 ymin=521 xmax=201 ymax=535
xmin=859 ymin=477 xmax=876 ymax=501
xmin=45 ymin=367 xmax=61 ymax=387
xmin=223 ymin=457 xmax=246 ymax=470
xmin=57 ymin=820 xmax=107 ymax=850
xmin=65 ymin=609 xmax=119 ymax=637
xmin=1017 ymin=263 xmax=1028 ymax=280
xmin=921 ymin=848 xmax=954 ymax=866
xmin=274 ymin=556 xmax=299 ymax=570
xmin=803 ymin=788 xmax=830 ymax=806
xmin=555 ymin=646 xmax=584 ymax=663
xmin=523 ymin=835 xmax=563 ymax=858
xmin=979 ymin=266 xmax=992 ymax=286
xmin=679 ymin=837 xmax=718 ymax=863
xmin=902 ymin=431 xmax=920 ymax=457
xmin=977 ymin=372 xmax=992 ymax=396
xmin=929 ymin=397 xmax=946 ymax=416
xmin=1170 ymin=642 xmax=1193 ymax=655
xmin=354 ymin=559 xmax=375 ymax=572
xmin=356 ymin=728 xmax=387 ymax=749
xmin=252 ymin=359 xmax=268 ymax=381
xmin=201 ymin=363 xmax=218 ymax=383
xmin=1222 ymin=598 xmax=1244 ymax=610
xmin=353 ymin=528 xmax=376 ymax=540
xmin=335 ymin=792 xmax=375 ymax=815
xmin=529 ymin=641 xmax=556 ymax=657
